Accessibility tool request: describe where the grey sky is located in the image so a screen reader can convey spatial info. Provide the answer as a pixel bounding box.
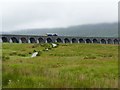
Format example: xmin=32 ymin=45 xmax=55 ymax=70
xmin=1 ymin=0 xmax=119 ymax=32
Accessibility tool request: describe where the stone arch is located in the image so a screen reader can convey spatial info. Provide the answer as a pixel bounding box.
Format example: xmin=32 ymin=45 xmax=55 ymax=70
xmin=101 ymin=39 xmax=106 ymax=44
xmin=107 ymin=39 xmax=112 ymax=44
xmin=47 ymin=38 xmax=53 ymax=43
xmin=93 ymin=39 xmax=98 ymax=43
xmin=86 ymin=39 xmax=92 ymax=43
xmin=11 ymin=37 xmax=19 ymax=43
xmin=113 ymin=39 xmax=119 ymax=44
xmin=38 ymin=38 xmax=45 ymax=43
xmin=30 ymin=38 xmax=36 ymax=43
xmin=21 ymin=37 xmax=28 ymax=43
xmin=56 ymin=38 xmax=62 ymax=43
xmin=64 ymin=38 xmax=70 ymax=43
xmin=2 ymin=37 xmax=9 ymax=43
xmin=72 ymin=38 xmax=77 ymax=43
xmin=79 ymin=39 xmax=85 ymax=43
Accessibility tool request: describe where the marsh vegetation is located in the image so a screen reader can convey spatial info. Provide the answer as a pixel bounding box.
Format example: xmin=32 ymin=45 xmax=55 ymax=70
xmin=2 ymin=43 xmax=118 ymax=88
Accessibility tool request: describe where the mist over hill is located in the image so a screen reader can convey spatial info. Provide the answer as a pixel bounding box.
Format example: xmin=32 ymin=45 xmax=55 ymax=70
xmin=7 ymin=22 xmax=118 ymax=37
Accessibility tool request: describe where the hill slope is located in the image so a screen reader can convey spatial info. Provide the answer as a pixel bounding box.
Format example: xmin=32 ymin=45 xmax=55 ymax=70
xmin=9 ymin=22 xmax=118 ymax=37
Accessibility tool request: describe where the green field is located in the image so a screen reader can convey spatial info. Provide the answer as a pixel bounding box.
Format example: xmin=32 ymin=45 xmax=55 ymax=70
xmin=2 ymin=43 xmax=118 ymax=88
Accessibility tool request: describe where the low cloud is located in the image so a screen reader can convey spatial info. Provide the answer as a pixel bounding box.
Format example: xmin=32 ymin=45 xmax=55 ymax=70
xmin=1 ymin=0 xmax=118 ymax=32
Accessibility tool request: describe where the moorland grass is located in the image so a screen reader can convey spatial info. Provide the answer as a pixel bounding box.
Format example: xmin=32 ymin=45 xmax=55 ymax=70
xmin=2 ymin=43 xmax=118 ymax=88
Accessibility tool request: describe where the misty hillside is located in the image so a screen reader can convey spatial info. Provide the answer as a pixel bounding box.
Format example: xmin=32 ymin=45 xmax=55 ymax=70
xmin=8 ymin=23 xmax=118 ymax=37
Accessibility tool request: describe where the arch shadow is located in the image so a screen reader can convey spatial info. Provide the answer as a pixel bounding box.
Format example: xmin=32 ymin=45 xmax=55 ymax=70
xmin=30 ymin=38 xmax=36 ymax=43
xmin=64 ymin=38 xmax=70 ymax=43
xmin=114 ymin=39 xmax=119 ymax=44
xmin=72 ymin=38 xmax=77 ymax=43
xmin=38 ymin=38 xmax=45 ymax=43
xmin=101 ymin=39 xmax=106 ymax=44
xmin=11 ymin=37 xmax=19 ymax=43
xmin=2 ymin=37 xmax=9 ymax=43
xmin=86 ymin=39 xmax=92 ymax=43
xmin=79 ymin=39 xmax=85 ymax=43
xmin=56 ymin=38 xmax=62 ymax=43
xmin=93 ymin=39 xmax=98 ymax=43
xmin=21 ymin=37 xmax=28 ymax=43
xmin=47 ymin=38 xmax=53 ymax=43
xmin=107 ymin=39 xmax=112 ymax=44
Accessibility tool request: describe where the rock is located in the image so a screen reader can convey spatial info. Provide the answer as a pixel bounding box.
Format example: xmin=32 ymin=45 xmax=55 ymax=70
xmin=46 ymin=48 xmax=49 ymax=51
xmin=31 ymin=52 xmax=38 ymax=58
xmin=52 ymin=43 xmax=57 ymax=48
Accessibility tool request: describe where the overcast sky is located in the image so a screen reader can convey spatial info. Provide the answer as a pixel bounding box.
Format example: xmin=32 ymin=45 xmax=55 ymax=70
xmin=0 ymin=0 xmax=119 ymax=32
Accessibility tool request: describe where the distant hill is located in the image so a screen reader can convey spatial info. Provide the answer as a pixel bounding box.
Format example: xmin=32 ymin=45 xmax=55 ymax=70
xmin=8 ymin=22 xmax=118 ymax=37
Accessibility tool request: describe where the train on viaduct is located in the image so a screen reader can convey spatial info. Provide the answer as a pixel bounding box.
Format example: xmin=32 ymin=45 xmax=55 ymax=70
xmin=0 ymin=34 xmax=120 ymax=44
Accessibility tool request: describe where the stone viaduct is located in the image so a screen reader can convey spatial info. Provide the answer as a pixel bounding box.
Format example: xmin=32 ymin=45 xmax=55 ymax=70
xmin=0 ymin=34 xmax=120 ymax=44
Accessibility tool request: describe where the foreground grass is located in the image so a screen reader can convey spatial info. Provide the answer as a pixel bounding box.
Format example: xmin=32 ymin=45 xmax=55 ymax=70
xmin=2 ymin=43 xmax=118 ymax=88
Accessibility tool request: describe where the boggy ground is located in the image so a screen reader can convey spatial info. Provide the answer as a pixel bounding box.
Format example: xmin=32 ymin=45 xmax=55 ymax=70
xmin=2 ymin=43 xmax=118 ymax=88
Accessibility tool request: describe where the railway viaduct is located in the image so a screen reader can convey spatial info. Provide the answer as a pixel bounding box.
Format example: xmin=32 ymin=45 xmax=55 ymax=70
xmin=0 ymin=34 xmax=120 ymax=44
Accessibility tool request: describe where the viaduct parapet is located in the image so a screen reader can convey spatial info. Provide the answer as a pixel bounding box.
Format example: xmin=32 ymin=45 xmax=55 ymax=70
xmin=0 ymin=34 xmax=120 ymax=44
